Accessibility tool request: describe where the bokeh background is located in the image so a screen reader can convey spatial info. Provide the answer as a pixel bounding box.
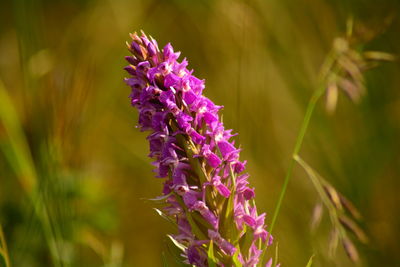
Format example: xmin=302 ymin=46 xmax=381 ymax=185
xmin=0 ymin=0 xmax=399 ymax=266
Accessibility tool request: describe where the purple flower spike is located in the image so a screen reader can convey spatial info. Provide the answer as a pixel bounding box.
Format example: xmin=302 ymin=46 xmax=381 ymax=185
xmin=124 ymin=31 xmax=274 ymax=266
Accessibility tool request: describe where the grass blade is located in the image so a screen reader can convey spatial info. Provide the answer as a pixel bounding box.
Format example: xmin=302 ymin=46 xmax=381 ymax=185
xmin=207 ymin=241 xmax=217 ymax=267
xmin=305 ymin=254 xmax=314 ymax=267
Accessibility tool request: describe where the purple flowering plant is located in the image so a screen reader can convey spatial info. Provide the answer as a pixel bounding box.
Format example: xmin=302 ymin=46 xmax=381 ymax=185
xmin=124 ymin=31 xmax=275 ymax=266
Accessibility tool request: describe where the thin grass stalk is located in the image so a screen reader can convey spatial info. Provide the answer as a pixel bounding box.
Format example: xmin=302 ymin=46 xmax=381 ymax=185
xmin=268 ymin=50 xmax=337 ymax=236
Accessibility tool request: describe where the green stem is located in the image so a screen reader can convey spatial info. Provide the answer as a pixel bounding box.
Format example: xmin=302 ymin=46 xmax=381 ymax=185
xmin=268 ymin=85 xmax=324 ymax=235
xmin=267 ymin=50 xmax=337 ymax=237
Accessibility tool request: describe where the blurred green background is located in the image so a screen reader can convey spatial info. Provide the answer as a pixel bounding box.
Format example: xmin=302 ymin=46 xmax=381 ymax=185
xmin=0 ymin=0 xmax=399 ymax=266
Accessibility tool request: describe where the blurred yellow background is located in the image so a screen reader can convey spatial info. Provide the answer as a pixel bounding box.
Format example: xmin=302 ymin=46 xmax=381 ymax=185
xmin=0 ymin=0 xmax=399 ymax=266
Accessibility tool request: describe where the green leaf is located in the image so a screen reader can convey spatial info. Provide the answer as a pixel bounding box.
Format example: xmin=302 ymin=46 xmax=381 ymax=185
xmin=172 ymin=193 xmax=208 ymax=241
xmin=167 ymin=235 xmax=187 ymax=252
xmin=232 ymin=249 xmax=242 ymax=267
xmin=186 ymin=211 xmax=208 ymax=241
xmin=238 ymin=226 xmax=254 ymax=257
xmin=147 ymin=193 xmax=172 ymax=202
xmin=305 ymin=254 xmax=315 ymax=267
xmin=175 ymin=134 xmax=207 ymax=184
xmin=219 ymin=165 xmax=237 ymax=240
xmin=164 ymin=237 xmax=190 ymax=267
xmin=154 ymin=208 xmax=178 ymax=227
xmin=207 ymin=241 xmax=217 ymax=267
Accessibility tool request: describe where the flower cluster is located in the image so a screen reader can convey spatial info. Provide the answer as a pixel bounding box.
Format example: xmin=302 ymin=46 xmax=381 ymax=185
xmin=124 ymin=32 xmax=273 ymax=266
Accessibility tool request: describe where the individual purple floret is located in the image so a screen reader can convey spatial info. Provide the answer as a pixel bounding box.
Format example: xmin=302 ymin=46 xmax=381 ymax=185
xmin=124 ymin=31 xmax=273 ymax=266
